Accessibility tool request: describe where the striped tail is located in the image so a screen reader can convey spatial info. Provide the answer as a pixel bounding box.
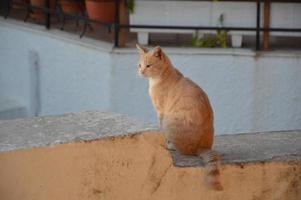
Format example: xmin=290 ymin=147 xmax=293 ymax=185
xmin=198 ymin=149 xmax=223 ymax=191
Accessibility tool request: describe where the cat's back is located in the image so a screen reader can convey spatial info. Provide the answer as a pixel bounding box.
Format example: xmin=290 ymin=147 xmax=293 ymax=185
xmin=169 ymin=76 xmax=212 ymax=109
xmin=167 ymin=75 xmax=213 ymax=122
xmin=178 ymin=77 xmax=205 ymax=95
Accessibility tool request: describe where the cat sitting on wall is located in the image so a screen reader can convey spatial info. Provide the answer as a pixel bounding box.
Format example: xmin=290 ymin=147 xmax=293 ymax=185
xmin=137 ymin=44 xmax=223 ymax=191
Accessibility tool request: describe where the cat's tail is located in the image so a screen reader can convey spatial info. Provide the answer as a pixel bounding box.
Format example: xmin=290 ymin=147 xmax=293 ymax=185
xmin=198 ymin=149 xmax=223 ymax=191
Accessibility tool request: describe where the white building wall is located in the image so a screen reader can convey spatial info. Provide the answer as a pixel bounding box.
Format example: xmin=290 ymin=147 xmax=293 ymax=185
xmin=0 ymin=19 xmax=300 ymax=135
xmin=0 ymin=20 xmax=112 ymax=117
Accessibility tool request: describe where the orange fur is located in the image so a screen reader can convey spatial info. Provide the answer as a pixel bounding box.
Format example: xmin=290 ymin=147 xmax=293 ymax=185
xmin=137 ymin=44 xmax=223 ymax=191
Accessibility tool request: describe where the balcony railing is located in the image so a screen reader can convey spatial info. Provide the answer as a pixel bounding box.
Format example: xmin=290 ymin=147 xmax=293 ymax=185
xmin=1 ymin=0 xmax=301 ymax=50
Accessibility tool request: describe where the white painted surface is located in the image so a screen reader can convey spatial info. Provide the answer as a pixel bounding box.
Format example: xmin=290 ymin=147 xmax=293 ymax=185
xmin=1 ymin=19 xmax=301 ymax=135
xmin=130 ymin=1 xmax=301 ymax=44
xmin=137 ymin=32 xmax=149 ymax=45
xmin=0 ymin=20 xmax=112 ymax=117
xmin=231 ymin=35 xmax=243 ymax=48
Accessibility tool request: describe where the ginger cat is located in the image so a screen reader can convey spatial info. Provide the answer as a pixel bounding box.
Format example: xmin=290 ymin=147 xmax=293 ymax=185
xmin=136 ymin=44 xmax=223 ymax=191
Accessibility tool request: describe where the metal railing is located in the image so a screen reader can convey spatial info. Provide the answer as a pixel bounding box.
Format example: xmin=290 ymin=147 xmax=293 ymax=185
xmin=2 ymin=0 xmax=301 ymax=50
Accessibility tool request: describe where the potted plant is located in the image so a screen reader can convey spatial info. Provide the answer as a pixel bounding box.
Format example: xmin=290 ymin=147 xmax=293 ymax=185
xmin=12 ymin=0 xmax=30 ymax=9
xmin=85 ymin=0 xmax=116 ymax=23
xmin=59 ymin=0 xmax=85 ymax=30
xmin=192 ymin=14 xmax=228 ymax=48
xmin=60 ymin=0 xmax=85 ymax=14
xmin=85 ymin=0 xmax=135 ymax=24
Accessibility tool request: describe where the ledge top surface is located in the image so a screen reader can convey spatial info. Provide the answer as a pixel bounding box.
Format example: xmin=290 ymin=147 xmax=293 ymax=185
xmin=0 ymin=111 xmax=155 ymax=152
xmin=0 ymin=111 xmax=300 ymax=166
xmin=172 ymin=130 xmax=301 ymax=166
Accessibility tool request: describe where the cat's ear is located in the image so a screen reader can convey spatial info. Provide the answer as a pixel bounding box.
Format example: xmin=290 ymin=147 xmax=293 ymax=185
xmin=152 ymin=46 xmax=164 ymax=60
xmin=136 ymin=44 xmax=148 ymax=54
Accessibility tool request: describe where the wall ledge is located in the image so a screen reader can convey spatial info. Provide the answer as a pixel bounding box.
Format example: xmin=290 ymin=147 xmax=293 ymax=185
xmin=0 ymin=18 xmax=113 ymax=53
xmin=1 ymin=112 xmax=301 ymax=200
xmin=0 ymin=111 xmax=300 ymax=166
xmin=173 ymin=130 xmax=301 ymax=167
xmin=0 ymin=111 xmax=155 ymax=152
xmin=2 ymin=18 xmax=301 ymax=58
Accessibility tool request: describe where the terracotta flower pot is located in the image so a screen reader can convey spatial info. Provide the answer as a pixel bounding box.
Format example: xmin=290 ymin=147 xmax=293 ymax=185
xmin=85 ymin=0 xmax=115 ymax=23
xmin=30 ymin=0 xmax=56 ymax=20
xmin=12 ymin=0 xmax=30 ymax=9
xmin=60 ymin=0 xmax=85 ymax=14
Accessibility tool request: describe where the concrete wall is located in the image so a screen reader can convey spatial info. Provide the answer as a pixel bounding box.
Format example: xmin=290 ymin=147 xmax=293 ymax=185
xmin=1 ymin=19 xmax=301 ymax=134
xmin=1 ymin=134 xmax=301 ymax=200
xmin=0 ymin=20 xmax=112 ymax=117
xmin=0 ymin=110 xmax=301 ymax=200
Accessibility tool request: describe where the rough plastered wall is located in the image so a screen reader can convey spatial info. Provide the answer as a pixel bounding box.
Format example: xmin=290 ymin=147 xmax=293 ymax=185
xmin=0 ymin=133 xmax=301 ymax=200
xmin=0 ymin=112 xmax=300 ymax=200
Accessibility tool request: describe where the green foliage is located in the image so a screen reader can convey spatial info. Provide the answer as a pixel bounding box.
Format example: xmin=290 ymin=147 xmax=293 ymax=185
xmin=216 ymin=30 xmax=228 ymax=48
xmin=126 ymin=0 xmax=135 ymax=14
xmin=192 ymin=14 xmax=228 ymax=48
xmin=192 ymin=35 xmax=216 ymax=48
xmin=192 ymin=31 xmax=228 ymax=48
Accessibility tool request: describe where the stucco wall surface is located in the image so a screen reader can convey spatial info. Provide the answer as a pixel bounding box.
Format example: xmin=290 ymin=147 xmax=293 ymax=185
xmin=0 ymin=112 xmax=300 ymax=200
xmin=0 ymin=132 xmax=300 ymax=200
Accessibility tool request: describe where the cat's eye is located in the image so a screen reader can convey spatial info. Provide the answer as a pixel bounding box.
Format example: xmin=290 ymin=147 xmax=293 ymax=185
xmin=138 ymin=64 xmax=141 ymax=68
xmin=146 ymin=64 xmax=151 ymax=68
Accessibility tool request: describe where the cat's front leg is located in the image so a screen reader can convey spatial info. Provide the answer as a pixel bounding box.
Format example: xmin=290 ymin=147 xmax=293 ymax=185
xmin=159 ymin=115 xmax=175 ymax=151
xmin=157 ymin=113 xmax=163 ymax=129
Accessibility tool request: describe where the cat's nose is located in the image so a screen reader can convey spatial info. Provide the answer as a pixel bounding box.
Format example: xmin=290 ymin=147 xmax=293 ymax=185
xmin=139 ymin=69 xmax=146 ymax=76
xmin=138 ymin=69 xmax=143 ymax=75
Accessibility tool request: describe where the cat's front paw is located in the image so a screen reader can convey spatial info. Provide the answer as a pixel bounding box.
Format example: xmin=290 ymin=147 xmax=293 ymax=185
xmin=166 ymin=141 xmax=176 ymax=151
